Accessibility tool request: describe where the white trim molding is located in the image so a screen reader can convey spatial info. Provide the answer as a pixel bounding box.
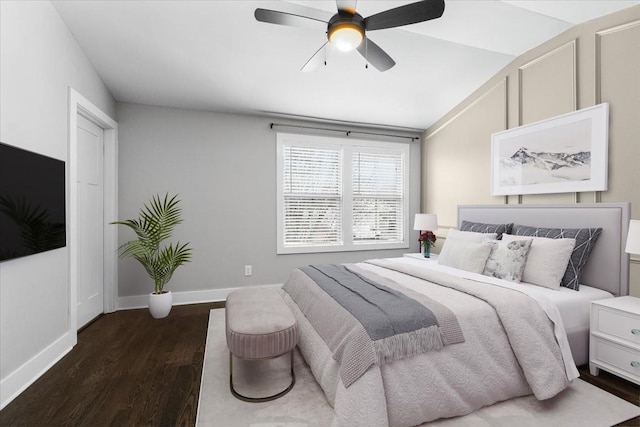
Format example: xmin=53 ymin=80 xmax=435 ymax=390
xmin=426 ymin=78 xmax=508 ymax=140
xmin=0 ymin=333 xmax=73 ymax=410
xmin=68 ymin=87 xmax=119 ymax=335
xmin=518 ymin=40 xmax=577 ymax=127
xmin=0 ymin=90 xmax=119 ymax=411
xmin=595 ymin=19 xmax=640 ymax=104
xmin=116 ymin=284 xmax=283 ymax=310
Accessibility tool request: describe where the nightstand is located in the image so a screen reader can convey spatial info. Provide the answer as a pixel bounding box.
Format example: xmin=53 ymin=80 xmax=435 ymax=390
xmin=589 ymin=296 xmax=640 ymax=386
xmin=403 ymin=253 xmax=438 ymax=261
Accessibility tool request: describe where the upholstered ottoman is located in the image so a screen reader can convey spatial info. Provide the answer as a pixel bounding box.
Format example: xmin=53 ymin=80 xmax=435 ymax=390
xmin=225 ymin=287 xmax=299 ymax=402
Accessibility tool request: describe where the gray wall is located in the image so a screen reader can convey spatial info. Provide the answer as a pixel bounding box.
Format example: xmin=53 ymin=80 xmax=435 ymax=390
xmin=115 ymin=102 xmax=422 ymax=298
xmin=423 ymin=6 xmax=640 ymax=296
xmin=0 ymin=0 xmax=115 ymax=408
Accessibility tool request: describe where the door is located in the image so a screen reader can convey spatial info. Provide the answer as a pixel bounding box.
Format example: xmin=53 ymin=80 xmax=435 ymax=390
xmin=76 ymin=114 xmax=104 ymax=329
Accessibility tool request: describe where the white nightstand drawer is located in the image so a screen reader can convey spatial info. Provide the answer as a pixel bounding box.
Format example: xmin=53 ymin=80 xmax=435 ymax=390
xmin=596 ymin=308 xmax=640 ymax=346
xmin=591 ymin=338 xmax=640 ymax=381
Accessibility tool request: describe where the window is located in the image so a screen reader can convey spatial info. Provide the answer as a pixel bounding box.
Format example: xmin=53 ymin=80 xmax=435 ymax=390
xmin=277 ymin=133 xmax=410 ymax=254
xmin=282 ymin=144 xmax=342 ymax=247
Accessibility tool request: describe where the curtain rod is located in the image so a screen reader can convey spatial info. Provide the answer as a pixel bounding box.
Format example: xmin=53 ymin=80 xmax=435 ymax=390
xmin=269 ymin=123 xmax=420 ymax=142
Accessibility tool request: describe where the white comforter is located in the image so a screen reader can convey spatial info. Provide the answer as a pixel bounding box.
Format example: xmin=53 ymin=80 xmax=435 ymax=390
xmin=283 ymin=257 xmax=578 ymax=427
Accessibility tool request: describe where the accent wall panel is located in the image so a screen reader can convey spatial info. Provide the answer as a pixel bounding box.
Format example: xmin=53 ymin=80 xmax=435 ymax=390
xmin=519 ymin=41 xmax=577 ymax=125
xmin=518 ymin=41 xmax=577 ymax=205
xmin=597 ymin=20 xmax=640 ymax=215
xmin=424 ymin=79 xmax=507 ymax=228
xmin=422 ymin=5 xmax=640 ymax=296
xmin=596 ymin=20 xmax=640 ymax=297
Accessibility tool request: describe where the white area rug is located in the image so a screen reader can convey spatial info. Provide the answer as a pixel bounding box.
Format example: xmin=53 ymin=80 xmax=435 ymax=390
xmin=197 ymin=309 xmax=640 ymax=427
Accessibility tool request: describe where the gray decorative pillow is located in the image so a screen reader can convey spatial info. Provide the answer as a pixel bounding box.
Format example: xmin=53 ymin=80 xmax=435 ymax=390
xmin=460 ymin=221 xmax=513 ymax=240
xmin=511 ymin=225 xmax=603 ymax=291
xmin=482 ymin=239 xmax=532 ymax=282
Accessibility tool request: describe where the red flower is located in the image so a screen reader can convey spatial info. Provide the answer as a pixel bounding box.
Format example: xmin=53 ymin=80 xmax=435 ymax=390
xmin=419 ymin=231 xmax=437 ymax=251
xmin=418 ymin=230 xmax=436 ymax=243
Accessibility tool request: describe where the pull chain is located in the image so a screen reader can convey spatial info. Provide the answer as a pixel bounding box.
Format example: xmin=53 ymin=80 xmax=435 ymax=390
xmin=365 ymin=38 xmax=369 ymax=69
xmin=323 ymin=32 xmax=327 ymax=67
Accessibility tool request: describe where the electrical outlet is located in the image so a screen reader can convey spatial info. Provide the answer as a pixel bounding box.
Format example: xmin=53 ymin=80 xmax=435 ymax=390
xmin=244 ymin=265 xmax=252 ymax=276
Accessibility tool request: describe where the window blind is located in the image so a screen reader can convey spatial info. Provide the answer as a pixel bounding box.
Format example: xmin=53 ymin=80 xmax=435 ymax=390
xmin=277 ymin=132 xmax=409 ymax=254
xmin=352 ymin=151 xmax=404 ymax=243
xmin=282 ymin=146 xmax=343 ymax=246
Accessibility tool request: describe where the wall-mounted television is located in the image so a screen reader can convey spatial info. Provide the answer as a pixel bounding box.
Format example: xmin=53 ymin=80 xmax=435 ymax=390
xmin=0 ymin=142 xmax=66 ymax=261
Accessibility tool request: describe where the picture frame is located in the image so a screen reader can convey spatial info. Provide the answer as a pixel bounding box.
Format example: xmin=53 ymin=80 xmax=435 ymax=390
xmin=491 ymin=103 xmax=609 ymax=196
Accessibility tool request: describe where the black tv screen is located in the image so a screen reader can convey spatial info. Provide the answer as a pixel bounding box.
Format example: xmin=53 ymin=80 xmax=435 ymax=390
xmin=0 ymin=143 xmax=66 ymax=261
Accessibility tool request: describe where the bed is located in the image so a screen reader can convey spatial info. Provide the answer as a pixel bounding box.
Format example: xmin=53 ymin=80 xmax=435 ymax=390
xmin=455 ymin=203 xmax=630 ymax=367
xmin=282 ymin=203 xmax=630 ymax=427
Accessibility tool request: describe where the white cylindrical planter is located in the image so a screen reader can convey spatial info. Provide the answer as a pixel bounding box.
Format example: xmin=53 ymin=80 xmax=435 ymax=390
xmin=149 ymin=291 xmax=173 ymax=319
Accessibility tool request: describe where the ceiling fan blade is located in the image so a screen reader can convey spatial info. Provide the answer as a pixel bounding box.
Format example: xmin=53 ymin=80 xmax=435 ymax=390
xmin=365 ymin=0 xmax=445 ymax=31
xmin=357 ymin=38 xmax=395 ymax=72
xmin=301 ymin=42 xmax=329 ymax=72
xmin=255 ymin=8 xmax=327 ymax=30
xmin=336 ymin=0 xmax=357 ymax=15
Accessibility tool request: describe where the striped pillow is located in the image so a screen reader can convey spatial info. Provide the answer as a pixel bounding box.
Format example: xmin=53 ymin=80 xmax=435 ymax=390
xmin=511 ymin=224 xmax=602 ymax=291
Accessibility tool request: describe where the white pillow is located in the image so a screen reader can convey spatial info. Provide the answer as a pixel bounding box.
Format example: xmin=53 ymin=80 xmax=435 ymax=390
xmin=438 ymin=239 xmax=494 ymax=274
xmin=482 ymin=239 xmax=532 ymax=283
xmin=502 ymin=234 xmax=576 ymax=290
xmin=446 ymin=229 xmax=498 ymax=242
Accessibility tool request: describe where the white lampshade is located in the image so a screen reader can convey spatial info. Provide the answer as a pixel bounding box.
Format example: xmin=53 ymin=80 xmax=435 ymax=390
xmin=625 ymin=220 xmax=640 ymax=255
xmin=414 ymin=213 xmax=438 ymax=231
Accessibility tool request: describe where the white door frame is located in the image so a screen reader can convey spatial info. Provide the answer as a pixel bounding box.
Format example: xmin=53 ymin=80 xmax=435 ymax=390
xmin=68 ymin=87 xmax=118 ymax=337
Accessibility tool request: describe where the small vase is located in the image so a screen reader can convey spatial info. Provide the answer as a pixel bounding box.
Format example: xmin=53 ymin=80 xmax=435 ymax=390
xmin=423 ymin=243 xmax=431 ymax=258
xmin=149 ymin=291 xmax=173 ymax=319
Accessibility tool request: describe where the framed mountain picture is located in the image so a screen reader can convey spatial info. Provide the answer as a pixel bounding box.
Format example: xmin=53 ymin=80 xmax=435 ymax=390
xmin=491 ymin=103 xmax=609 ymax=196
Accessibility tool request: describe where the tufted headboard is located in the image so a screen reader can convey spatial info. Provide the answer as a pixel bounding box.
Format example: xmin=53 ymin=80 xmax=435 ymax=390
xmin=457 ymin=203 xmax=630 ymax=296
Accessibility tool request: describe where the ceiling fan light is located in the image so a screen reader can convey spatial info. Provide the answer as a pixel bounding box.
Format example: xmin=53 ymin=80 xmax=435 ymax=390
xmin=328 ymin=23 xmax=364 ymax=52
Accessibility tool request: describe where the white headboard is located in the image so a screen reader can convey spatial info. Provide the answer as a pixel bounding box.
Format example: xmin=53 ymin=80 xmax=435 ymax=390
xmin=457 ymin=203 xmax=630 ymax=296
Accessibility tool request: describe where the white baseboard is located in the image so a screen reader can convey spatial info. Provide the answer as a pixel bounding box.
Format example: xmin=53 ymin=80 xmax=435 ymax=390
xmin=1 ymin=285 xmax=284 ymax=409
xmin=116 ymin=284 xmax=283 ymax=311
xmin=1 ymin=331 xmax=74 ymax=410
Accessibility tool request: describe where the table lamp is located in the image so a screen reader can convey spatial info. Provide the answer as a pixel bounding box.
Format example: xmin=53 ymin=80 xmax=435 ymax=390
xmin=414 ymin=213 xmax=438 ymax=258
xmin=625 ymin=220 xmax=640 ymax=255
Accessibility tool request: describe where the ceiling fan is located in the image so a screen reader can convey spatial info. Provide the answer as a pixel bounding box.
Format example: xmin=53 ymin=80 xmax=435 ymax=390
xmin=255 ymin=0 xmax=445 ymax=72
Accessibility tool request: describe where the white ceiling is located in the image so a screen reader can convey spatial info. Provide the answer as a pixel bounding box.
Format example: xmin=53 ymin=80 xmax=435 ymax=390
xmin=52 ymin=0 xmax=639 ymax=131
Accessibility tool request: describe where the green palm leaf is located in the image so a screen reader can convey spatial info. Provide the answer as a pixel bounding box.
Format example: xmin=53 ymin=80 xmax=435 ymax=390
xmin=111 ymin=193 xmax=192 ymax=294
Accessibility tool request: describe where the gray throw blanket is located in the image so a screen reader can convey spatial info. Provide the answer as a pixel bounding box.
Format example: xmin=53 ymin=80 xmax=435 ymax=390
xmin=284 ymin=264 xmax=464 ymax=387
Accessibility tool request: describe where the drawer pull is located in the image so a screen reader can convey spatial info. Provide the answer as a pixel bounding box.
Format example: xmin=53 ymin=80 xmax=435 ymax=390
xmin=632 ymin=361 xmax=640 ymax=368
xmin=632 ymin=329 xmax=640 ymax=335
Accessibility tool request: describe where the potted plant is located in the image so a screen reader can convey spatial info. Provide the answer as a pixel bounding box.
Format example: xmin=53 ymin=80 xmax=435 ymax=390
xmin=112 ymin=193 xmax=192 ymax=318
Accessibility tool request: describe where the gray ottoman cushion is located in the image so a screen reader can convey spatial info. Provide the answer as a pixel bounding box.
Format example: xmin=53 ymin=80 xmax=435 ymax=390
xmin=226 ymin=287 xmax=298 ymax=360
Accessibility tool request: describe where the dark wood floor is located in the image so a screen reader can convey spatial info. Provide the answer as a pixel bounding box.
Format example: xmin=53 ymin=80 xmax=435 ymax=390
xmin=1 ymin=303 xmax=638 ymax=426
xmin=0 ymin=302 xmax=223 ymax=427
